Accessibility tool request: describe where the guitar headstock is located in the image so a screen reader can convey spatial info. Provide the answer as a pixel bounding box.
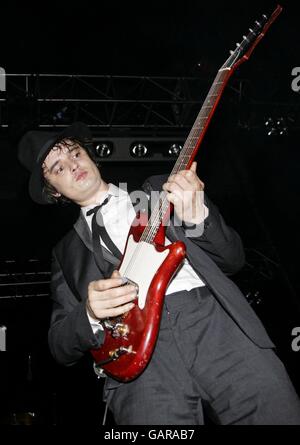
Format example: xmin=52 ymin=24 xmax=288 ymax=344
xmin=222 ymin=5 xmax=282 ymax=71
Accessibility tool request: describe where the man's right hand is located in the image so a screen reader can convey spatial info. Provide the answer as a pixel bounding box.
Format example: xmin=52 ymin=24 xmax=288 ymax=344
xmin=86 ymin=270 xmax=137 ymax=320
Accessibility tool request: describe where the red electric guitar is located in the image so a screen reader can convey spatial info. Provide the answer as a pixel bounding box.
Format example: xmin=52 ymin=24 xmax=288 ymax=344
xmin=91 ymin=5 xmax=282 ymax=382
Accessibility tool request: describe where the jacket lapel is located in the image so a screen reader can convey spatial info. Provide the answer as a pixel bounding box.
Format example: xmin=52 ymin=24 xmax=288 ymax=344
xmin=73 ymin=211 xmax=120 ymax=268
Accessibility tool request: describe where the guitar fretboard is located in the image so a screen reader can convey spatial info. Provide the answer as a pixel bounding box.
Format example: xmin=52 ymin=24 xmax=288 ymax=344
xmin=172 ymin=68 xmax=230 ymax=174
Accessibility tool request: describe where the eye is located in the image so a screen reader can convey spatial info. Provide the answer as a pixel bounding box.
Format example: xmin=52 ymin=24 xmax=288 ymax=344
xmin=74 ymin=151 xmax=80 ymax=158
xmin=56 ymin=165 xmax=64 ymax=174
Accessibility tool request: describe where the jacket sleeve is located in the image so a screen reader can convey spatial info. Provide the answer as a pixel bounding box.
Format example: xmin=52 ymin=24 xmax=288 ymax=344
xmin=48 ymin=249 xmax=105 ymax=366
xmin=180 ymin=194 xmax=245 ymax=275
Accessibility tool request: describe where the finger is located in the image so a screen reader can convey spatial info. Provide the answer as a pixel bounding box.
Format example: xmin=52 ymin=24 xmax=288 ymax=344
xmin=111 ymin=270 xmax=121 ymax=278
xmin=98 ymin=302 xmax=136 ymax=319
xmin=94 ymin=291 xmax=137 ymax=309
xmin=90 ymin=284 xmax=137 ymax=302
xmin=163 ymin=182 xmax=185 ymax=199
xmin=91 ymin=277 xmax=124 ymax=292
xmin=190 ymin=161 xmax=197 ymax=173
xmin=169 ymin=173 xmax=191 ymax=191
xmin=166 ymin=192 xmax=181 ymax=207
xmin=113 ymin=269 xmax=132 ymax=285
xmin=180 ymin=169 xmax=204 ymax=190
xmin=174 ymin=169 xmax=197 ymax=189
xmin=165 ymin=176 xmax=184 ymax=192
xmin=102 ymin=284 xmax=137 ymax=300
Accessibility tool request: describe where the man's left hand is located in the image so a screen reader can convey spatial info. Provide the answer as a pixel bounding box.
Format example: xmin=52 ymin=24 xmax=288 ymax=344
xmin=163 ymin=161 xmax=207 ymax=225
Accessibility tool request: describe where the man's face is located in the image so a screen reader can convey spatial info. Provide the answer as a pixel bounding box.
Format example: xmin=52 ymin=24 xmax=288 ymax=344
xmin=43 ymin=140 xmax=103 ymax=205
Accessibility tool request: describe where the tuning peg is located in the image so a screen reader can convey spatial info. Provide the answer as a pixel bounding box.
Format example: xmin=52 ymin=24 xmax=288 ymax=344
xmin=255 ymin=20 xmax=261 ymax=26
xmin=262 ymin=14 xmax=267 ymax=20
xmin=229 ymin=50 xmax=234 ymax=55
xmin=236 ymin=42 xmax=241 ymax=47
xmin=249 ymin=28 xmax=253 ymax=33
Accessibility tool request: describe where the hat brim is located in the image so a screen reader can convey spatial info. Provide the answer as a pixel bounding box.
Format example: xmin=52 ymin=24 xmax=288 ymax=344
xmin=29 ymin=122 xmax=92 ymax=205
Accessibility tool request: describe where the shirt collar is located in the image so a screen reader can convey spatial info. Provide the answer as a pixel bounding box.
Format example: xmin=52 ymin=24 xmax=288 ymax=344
xmin=81 ymin=183 xmax=128 ymax=216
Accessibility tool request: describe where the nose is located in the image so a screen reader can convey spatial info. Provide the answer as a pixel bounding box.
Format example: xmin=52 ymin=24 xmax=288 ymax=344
xmin=70 ymin=158 xmax=79 ymax=173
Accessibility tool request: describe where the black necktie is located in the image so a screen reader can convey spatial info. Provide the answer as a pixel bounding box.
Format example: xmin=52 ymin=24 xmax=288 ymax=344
xmin=86 ymin=197 xmax=122 ymax=276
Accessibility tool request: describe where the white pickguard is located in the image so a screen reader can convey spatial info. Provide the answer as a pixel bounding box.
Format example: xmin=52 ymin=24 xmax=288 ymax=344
xmin=119 ymin=235 xmax=169 ymax=309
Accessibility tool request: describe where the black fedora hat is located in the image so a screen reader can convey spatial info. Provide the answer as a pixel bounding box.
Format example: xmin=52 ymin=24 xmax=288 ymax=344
xmin=18 ymin=122 xmax=92 ymax=205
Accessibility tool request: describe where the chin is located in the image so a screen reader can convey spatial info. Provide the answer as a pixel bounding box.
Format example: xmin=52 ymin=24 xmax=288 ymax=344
xmin=79 ymin=177 xmax=100 ymax=195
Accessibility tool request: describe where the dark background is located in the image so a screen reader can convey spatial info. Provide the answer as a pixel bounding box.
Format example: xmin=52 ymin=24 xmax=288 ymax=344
xmin=0 ymin=0 xmax=300 ymax=425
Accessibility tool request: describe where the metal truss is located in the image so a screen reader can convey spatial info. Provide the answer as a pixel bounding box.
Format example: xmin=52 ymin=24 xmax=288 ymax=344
xmin=0 ymin=74 xmax=243 ymax=134
xmin=0 ymin=258 xmax=50 ymax=299
xmin=1 ymin=74 xmax=299 ymax=138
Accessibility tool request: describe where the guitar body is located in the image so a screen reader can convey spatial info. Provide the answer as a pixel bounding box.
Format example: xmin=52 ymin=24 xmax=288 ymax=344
xmin=91 ymin=211 xmax=186 ymax=382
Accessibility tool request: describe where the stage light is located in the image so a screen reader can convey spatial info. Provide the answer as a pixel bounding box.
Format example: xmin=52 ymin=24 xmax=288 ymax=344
xmin=168 ymin=143 xmax=183 ymax=157
xmin=95 ymin=143 xmax=113 ymax=158
xmin=52 ymin=106 xmax=69 ymax=123
xmin=265 ymin=117 xmax=275 ymax=136
xmin=130 ymin=143 xmax=148 ymax=158
xmin=265 ymin=117 xmax=288 ymax=136
xmin=277 ymin=117 xmax=288 ymax=136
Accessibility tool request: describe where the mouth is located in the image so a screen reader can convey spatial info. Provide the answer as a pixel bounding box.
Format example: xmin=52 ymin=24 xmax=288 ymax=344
xmin=75 ymin=171 xmax=88 ymax=182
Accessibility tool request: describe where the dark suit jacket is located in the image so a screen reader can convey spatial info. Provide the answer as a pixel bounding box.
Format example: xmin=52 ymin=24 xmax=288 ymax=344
xmin=48 ymin=175 xmax=274 ymax=366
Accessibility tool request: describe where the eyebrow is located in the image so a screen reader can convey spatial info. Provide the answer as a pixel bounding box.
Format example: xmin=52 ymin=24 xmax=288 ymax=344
xmin=46 ymin=159 xmax=60 ymax=175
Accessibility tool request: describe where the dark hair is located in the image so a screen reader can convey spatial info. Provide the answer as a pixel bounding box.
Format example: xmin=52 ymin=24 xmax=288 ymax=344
xmin=42 ymin=137 xmax=99 ymax=205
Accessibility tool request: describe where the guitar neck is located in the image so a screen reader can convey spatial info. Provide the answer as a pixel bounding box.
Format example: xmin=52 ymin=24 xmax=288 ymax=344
xmin=172 ymin=68 xmax=232 ymax=173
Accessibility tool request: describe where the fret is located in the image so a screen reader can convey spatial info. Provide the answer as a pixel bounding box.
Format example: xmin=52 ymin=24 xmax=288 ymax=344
xmin=180 ymin=154 xmax=190 ymax=158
